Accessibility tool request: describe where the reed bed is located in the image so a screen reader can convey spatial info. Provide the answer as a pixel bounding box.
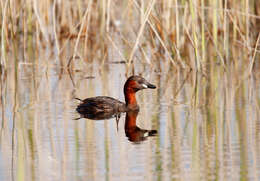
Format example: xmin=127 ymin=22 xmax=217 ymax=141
xmin=0 ymin=0 xmax=259 ymax=74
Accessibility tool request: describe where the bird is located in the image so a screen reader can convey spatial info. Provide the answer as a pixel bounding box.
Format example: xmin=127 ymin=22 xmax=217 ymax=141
xmin=76 ymin=75 xmax=156 ymax=116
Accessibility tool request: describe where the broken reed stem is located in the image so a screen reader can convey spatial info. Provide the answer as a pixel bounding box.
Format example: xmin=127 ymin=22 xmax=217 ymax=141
xmin=248 ymin=32 xmax=260 ymax=75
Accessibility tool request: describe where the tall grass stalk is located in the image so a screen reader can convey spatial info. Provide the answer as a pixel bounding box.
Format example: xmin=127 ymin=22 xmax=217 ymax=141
xmin=248 ymin=32 xmax=260 ymax=75
xmin=189 ymin=0 xmax=200 ymax=71
xmin=223 ymin=0 xmax=229 ymax=60
xmin=132 ymin=0 xmax=177 ymax=67
xmin=212 ymin=0 xmax=218 ymax=49
xmin=127 ymin=0 xmax=156 ymax=67
xmin=147 ymin=19 xmax=177 ymax=67
xmin=200 ymin=0 xmax=206 ymax=64
xmin=245 ymin=0 xmax=249 ymax=47
xmin=1 ymin=0 xmax=8 ymax=68
xmin=106 ymin=0 xmax=111 ymax=32
xmin=83 ymin=2 xmax=93 ymax=55
xmin=72 ymin=0 xmax=93 ymax=66
xmin=174 ymin=0 xmax=180 ymax=49
xmin=101 ymin=0 xmax=106 ymax=35
xmin=53 ymin=0 xmax=60 ymax=55
xmin=33 ymin=0 xmax=49 ymax=43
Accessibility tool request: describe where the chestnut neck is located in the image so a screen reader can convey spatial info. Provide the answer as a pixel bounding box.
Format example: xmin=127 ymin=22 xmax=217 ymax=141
xmin=124 ymin=81 xmax=138 ymax=110
xmin=124 ymin=91 xmax=137 ymax=106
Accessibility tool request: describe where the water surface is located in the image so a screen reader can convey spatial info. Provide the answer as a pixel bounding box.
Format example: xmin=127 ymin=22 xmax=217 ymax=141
xmin=0 ymin=59 xmax=260 ymax=181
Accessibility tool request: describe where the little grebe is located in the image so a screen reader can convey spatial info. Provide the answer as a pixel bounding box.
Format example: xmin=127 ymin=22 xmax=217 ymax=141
xmin=76 ymin=75 xmax=156 ymax=115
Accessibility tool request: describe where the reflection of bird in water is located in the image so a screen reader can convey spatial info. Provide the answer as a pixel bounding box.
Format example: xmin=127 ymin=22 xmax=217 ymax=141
xmin=75 ymin=109 xmax=157 ymax=143
xmin=125 ymin=110 xmax=157 ymax=143
xmin=75 ymin=110 xmax=121 ymax=131
xmin=75 ymin=75 xmax=156 ymax=115
xmin=75 ymin=108 xmax=157 ymax=143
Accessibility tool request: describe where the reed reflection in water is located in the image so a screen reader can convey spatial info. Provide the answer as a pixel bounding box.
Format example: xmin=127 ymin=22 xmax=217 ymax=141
xmin=0 ymin=60 xmax=260 ymax=181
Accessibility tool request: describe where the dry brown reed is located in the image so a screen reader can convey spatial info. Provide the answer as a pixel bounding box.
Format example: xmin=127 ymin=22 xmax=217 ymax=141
xmin=0 ymin=1 xmax=258 ymax=69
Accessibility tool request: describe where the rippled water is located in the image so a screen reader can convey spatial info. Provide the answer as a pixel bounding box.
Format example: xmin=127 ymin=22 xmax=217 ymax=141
xmin=0 ymin=59 xmax=260 ymax=181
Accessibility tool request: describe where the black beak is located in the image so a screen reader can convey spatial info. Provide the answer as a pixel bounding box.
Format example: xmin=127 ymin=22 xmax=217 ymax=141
xmin=147 ymin=83 xmax=156 ymax=89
